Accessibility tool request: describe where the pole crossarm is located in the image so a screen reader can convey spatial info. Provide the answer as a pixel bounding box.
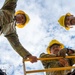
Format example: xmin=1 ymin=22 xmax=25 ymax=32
xmin=23 ymin=56 xmax=75 ymax=62
xmin=26 ymin=66 xmax=75 ymax=74
xmin=23 ymin=56 xmax=75 ymax=75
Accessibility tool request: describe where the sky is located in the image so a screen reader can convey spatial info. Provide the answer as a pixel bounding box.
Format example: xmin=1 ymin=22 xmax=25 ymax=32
xmin=0 ymin=0 xmax=75 ymax=75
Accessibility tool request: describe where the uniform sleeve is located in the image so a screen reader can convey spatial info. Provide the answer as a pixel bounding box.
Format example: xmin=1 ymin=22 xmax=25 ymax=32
xmin=5 ymin=32 xmax=31 ymax=58
xmin=1 ymin=0 xmax=17 ymax=13
xmin=39 ymin=53 xmax=58 ymax=68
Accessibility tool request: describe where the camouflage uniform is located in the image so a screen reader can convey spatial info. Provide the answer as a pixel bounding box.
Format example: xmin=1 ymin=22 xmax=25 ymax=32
xmin=0 ymin=0 xmax=31 ymax=58
xmin=40 ymin=48 xmax=75 ymax=75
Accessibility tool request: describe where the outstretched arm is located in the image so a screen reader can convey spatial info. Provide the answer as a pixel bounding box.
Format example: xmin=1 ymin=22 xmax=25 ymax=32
xmin=5 ymin=33 xmax=37 ymax=63
xmin=5 ymin=33 xmax=31 ymax=58
xmin=1 ymin=0 xmax=18 ymax=12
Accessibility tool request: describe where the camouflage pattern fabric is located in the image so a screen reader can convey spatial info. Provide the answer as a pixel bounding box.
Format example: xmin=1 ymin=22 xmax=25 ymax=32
xmin=0 ymin=0 xmax=31 ymax=58
xmin=40 ymin=49 xmax=75 ymax=75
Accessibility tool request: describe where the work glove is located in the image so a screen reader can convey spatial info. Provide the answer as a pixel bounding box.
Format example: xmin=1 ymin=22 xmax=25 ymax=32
xmin=57 ymin=48 xmax=67 ymax=58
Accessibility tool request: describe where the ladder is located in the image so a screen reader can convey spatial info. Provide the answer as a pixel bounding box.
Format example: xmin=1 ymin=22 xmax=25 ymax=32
xmin=23 ymin=56 xmax=75 ymax=75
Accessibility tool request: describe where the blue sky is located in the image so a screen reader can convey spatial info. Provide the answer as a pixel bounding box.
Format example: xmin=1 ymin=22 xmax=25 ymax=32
xmin=0 ymin=0 xmax=75 ymax=75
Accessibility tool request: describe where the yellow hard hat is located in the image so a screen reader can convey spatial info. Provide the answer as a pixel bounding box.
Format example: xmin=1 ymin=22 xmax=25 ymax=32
xmin=47 ymin=39 xmax=64 ymax=54
xmin=58 ymin=13 xmax=71 ymax=30
xmin=15 ymin=10 xmax=30 ymax=28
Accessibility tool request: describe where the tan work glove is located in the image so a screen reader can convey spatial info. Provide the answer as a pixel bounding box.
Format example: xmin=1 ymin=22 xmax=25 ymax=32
xmin=57 ymin=48 xmax=67 ymax=58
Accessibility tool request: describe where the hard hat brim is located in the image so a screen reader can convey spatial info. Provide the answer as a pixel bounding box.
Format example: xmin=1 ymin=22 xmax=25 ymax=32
xmin=58 ymin=13 xmax=71 ymax=30
xmin=15 ymin=10 xmax=30 ymax=28
xmin=47 ymin=40 xmax=64 ymax=54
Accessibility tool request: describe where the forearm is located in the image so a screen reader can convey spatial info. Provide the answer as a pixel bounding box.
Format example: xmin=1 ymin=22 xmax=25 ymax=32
xmin=5 ymin=33 xmax=31 ymax=58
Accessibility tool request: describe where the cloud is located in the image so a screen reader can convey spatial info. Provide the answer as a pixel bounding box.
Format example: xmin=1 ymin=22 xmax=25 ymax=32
xmin=1 ymin=0 xmax=75 ymax=75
